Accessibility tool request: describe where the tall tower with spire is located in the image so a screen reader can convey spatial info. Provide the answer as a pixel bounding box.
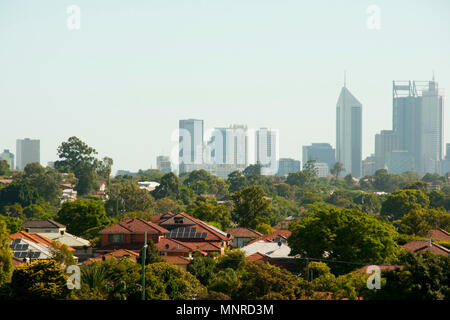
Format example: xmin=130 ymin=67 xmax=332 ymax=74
xmin=336 ymin=78 xmax=362 ymax=177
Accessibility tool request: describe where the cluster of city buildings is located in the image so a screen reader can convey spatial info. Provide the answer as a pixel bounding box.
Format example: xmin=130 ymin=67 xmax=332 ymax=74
xmin=168 ymin=77 xmax=445 ymax=180
xmin=1 ymin=78 xmax=445 ymax=180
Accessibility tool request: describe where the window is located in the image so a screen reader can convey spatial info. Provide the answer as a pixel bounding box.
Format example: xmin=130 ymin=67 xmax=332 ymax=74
xmin=108 ymin=234 xmax=124 ymax=243
xmin=174 ymin=217 xmax=183 ymax=224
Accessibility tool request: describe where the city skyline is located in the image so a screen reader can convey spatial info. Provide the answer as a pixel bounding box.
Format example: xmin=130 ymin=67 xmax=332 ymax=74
xmin=1 ymin=1 xmax=449 ymax=172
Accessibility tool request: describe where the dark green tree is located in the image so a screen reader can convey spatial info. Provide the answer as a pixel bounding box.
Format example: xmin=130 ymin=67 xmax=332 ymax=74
xmin=56 ymin=199 xmax=112 ymax=238
xmin=231 ymin=186 xmax=271 ymax=229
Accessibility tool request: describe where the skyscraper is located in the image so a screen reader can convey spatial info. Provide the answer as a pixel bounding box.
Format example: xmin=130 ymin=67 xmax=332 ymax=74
xmin=302 ymin=143 xmax=335 ymax=170
xmin=16 ymin=138 xmax=40 ymax=170
xmin=208 ymin=124 xmax=248 ymax=167
xmin=179 ymin=119 xmax=204 ymax=174
xmin=392 ymin=79 xmax=444 ymax=175
xmin=256 ymin=128 xmax=278 ymax=175
xmin=336 ymin=85 xmax=362 ymax=177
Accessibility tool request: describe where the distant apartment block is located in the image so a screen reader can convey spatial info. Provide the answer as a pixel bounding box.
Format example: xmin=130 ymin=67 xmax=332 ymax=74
xmin=256 ymin=128 xmax=279 ymax=176
xmin=157 ymin=156 xmax=172 ymax=173
xmin=302 ymin=143 xmax=335 ymax=171
xmin=208 ymin=124 xmax=249 ymax=167
xmin=0 ymin=149 xmax=15 ymax=171
xmin=16 ymin=138 xmax=40 ymax=170
xmin=179 ymin=119 xmax=204 ymax=174
xmin=277 ymin=158 xmax=301 ymax=177
xmin=314 ymin=162 xmax=329 ymax=178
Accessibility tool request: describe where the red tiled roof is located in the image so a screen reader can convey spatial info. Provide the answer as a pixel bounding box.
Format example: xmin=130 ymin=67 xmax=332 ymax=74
xmin=99 ymin=218 xmax=169 ymax=235
xmin=180 ymin=241 xmax=223 ymax=252
xmin=9 ymin=231 xmax=75 ymax=251
xmin=161 ymin=255 xmax=190 ymax=265
xmin=151 ymin=212 xmax=175 ymax=224
xmin=226 ymin=227 xmax=262 ymax=238
xmin=162 ymin=212 xmax=231 ymax=241
xmin=428 ymin=229 xmax=450 ymax=241
xmin=155 ymin=238 xmax=193 ymax=253
xmin=247 ymin=252 xmax=271 ymax=262
xmin=247 ymin=229 xmax=292 ymax=245
xmin=402 ymin=240 xmax=450 ymax=256
xmin=83 ymin=249 xmax=139 ymax=264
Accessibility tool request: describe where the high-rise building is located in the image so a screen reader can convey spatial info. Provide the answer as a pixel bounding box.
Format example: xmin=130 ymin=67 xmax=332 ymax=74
xmin=302 ymin=143 xmax=335 ymax=171
xmin=374 ymin=130 xmax=400 ymax=170
xmin=392 ymin=79 xmax=444 ymax=175
xmin=314 ymin=162 xmax=329 ymax=178
xmin=208 ymin=124 xmax=248 ymax=167
xmin=157 ymin=156 xmax=172 ymax=173
xmin=256 ymin=128 xmax=278 ymax=175
xmin=0 ymin=149 xmax=15 ymax=171
xmin=277 ymin=158 xmax=301 ymax=177
xmin=16 ymin=138 xmax=40 ymax=170
xmin=179 ymin=119 xmax=204 ymax=174
xmin=336 ymin=85 xmax=362 ymax=177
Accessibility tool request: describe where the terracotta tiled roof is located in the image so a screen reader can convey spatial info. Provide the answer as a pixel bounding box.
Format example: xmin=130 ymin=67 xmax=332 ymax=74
xmin=226 ymin=227 xmax=262 ymax=239
xmin=247 ymin=229 xmax=292 ymax=245
xmin=151 ymin=212 xmax=175 ymax=224
xmin=9 ymin=231 xmax=75 ymax=251
xmin=99 ymin=218 xmax=169 ymax=234
xmin=161 ymin=255 xmax=190 ymax=265
xmin=83 ymin=249 xmax=139 ymax=264
xmin=402 ymin=240 xmax=450 ymax=256
xmin=247 ymin=252 xmax=271 ymax=262
xmin=428 ymin=229 xmax=450 ymax=241
xmin=156 ymin=238 xmax=193 ymax=253
xmin=180 ymin=241 xmax=222 ymax=252
xmin=162 ymin=212 xmax=231 ymax=241
xmin=23 ymin=219 xmax=66 ymax=229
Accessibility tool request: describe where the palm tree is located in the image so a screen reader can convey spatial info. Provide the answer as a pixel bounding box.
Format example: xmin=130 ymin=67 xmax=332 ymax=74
xmin=330 ymin=162 xmax=346 ymax=184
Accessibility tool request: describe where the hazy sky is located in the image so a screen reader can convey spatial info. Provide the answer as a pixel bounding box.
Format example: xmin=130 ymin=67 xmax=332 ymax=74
xmin=1 ymin=0 xmax=449 ymax=174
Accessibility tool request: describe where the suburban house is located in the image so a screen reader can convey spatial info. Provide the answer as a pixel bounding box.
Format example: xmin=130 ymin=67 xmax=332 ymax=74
xmin=22 ymin=219 xmax=91 ymax=261
xmin=157 ymin=212 xmax=233 ymax=254
xmin=246 ymin=229 xmax=292 ymax=246
xmin=9 ymin=230 xmax=81 ymax=264
xmin=241 ymin=240 xmax=299 ymax=272
xmin=10 ymin=230 xmax=74 ymax=251
xmin=97 ymin=218 xmax=169 ymax=252
xmin=226 ymin=227 xmax=262 ymax=248
xmin=9 ymin=237 xmax=55 ymax=262
xmin=23 ymin=219 xmax=66 ymax=234
xmin=402 ymin=240 xmax=450 ymax=256
xmin=155 ymin=237 xmax=194 ymax=257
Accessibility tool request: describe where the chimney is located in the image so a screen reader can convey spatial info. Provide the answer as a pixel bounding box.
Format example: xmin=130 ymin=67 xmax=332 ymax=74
xmin=427 ymin=239 xmax=432 ymax=248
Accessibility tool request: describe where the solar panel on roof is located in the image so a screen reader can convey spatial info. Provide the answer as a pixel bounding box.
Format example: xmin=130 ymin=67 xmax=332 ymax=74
xmin=33 ymin=252 xmax=40 ymax=259
xmin=23 ymin=244 xmax=29 ymax=251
